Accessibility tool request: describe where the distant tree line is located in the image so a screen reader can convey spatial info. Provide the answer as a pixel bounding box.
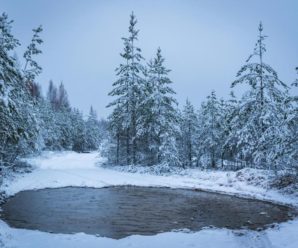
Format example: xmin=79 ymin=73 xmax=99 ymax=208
xmin=105 ymin=13 xmax=298 ymax=173
xmin=0 ymin=13 xmax=103 ymax=167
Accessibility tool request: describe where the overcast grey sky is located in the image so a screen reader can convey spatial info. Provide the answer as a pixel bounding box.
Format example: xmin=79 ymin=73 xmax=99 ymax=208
xmin=1 ymin=0 xmax=298 ymax=118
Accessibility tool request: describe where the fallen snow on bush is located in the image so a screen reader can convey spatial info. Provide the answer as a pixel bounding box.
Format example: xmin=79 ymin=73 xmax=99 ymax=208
xmin=0 ymin=151 xmax=297 ymax=248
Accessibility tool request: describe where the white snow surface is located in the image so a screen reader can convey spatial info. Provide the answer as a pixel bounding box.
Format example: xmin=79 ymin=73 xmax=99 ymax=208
xmin=0 ymin=151 xmax=297 ymax=248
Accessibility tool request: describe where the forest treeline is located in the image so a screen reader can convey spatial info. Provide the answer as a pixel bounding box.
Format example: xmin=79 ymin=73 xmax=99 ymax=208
xmin=104 ymin=13 xmax=298 ymax=172
xmin=1 ymin=12 xmax=297 ymax=172
xmin=0 ymin=13 xmax=104 ymax=167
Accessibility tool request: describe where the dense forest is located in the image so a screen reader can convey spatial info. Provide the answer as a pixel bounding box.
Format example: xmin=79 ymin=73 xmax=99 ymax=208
xmin=0 ymin=13 xmax=103 ymax=167
xmin=0 ymin=12 xmax=297 ymax=173
xmin=104 ymin=13 xmax=298 ymax=172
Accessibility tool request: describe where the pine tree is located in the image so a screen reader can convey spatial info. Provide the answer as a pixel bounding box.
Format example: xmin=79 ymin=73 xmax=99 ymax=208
xmin=107 ymin=12 xmax=144 ymax=165
xmin=0 ymin=13 xmax=21 ymax=160
xmin=197 ymin=91 xmax=223 ymax=168
xmin=231 ymin=22 xmax=289 ymax=169
xmin=23 ymin=25 xmax=43 ymax=84
xmin=71 ymin=108 xmax=87 ymax=152
xmin=0 ymin=13 xmax=37 ymax=164
xmin=220 ymin=91 xmax=241 ymax=169
xmin=85 ymin=106 xmax=101 ymax=150
xmin=180 ymin=99 xmax=199 ymax=167
xmin=141 ymin=47 xmax=180 ymax=167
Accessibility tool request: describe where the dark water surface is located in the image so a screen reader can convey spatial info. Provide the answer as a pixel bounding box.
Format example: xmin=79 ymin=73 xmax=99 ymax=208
xmin=1 ymin=186 xmax=295 ymax=239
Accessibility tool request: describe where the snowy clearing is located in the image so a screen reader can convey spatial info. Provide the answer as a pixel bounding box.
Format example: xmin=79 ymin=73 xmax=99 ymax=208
xmin=0 ymin=151 xmax=298 ymax=248
xmin=2 ymin=151 xmax=298 ymax=207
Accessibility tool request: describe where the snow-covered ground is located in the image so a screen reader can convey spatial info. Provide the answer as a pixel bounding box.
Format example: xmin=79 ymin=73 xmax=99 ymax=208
xmin=0 ymin=151 xmax=297 ymax=248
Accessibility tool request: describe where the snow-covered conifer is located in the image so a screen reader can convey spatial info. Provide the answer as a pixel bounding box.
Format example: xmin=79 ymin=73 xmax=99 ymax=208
xmin=0 ymin=13 xmax=37 ymax=164
xmin=231 ymin=22 xmax=290 ymax=169
xmin=107 ymin=12 xmax=145 ymax=165
xmin=180 ymin=99 xmax=199 ymax=167
xmin=197 ymin=91 xmax=223 ymax=168
xmin=85 ymin=106 xmax=101 ymax=150
xmin=23 ymin=25 xmax=43 ymax=83
xmin=143 ymin=47 xmax=180 ymax=167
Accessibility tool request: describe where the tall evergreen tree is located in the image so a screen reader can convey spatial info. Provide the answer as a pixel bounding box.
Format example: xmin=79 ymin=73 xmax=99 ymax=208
xmin=140 ymin=47 xmax=180 ymax=167
xmin=107 ymin=12 xmax=144 ymax=165
xmin=231 ymin=22 xmax=289 ymax=168
xmin=0 ymin=12 xmax=21 ymax=164
xmin=0 ymin=13 xmax=37 ymax=163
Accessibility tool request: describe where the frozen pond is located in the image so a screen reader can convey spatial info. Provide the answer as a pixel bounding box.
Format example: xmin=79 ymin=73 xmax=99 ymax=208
xmin=1 ymin=186 xmax=295 ymax=239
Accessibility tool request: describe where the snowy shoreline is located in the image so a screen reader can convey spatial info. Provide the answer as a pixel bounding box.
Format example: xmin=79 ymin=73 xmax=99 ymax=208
xmin=2 ymin=151 xmax=298 ymax=208
xmin=1 ymin=151 xmax=298 ymax=248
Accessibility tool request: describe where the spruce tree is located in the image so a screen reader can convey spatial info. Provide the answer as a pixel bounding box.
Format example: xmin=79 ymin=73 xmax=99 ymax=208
xmin=23 ymin=25 xmax=43 ymax=84
xmin=141 ymin=47 xmax=180 ymax=167
xmin=71 ymin=108 xmax=87 ymax=152
xmin=231 ymin=22 xmax=289 ymax=169
xmin=0 ymin=13 xmax=37 ymax=163
xmin=197 ymin=91 xmax=222 ymax=168
xmin=85 ymin=106 xmax=101 ymax=150
xmin=107 ymin=12 xmax=144 ymax=165
xmin=221 ymin=91 xmax=240 ymax=169
xmin=180 ymin=99 xmax=199 ymax=167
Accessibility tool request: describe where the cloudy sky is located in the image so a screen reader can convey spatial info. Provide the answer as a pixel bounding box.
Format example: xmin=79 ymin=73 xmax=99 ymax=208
xmin=1 ymin=0 xmax=298 ymax=118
